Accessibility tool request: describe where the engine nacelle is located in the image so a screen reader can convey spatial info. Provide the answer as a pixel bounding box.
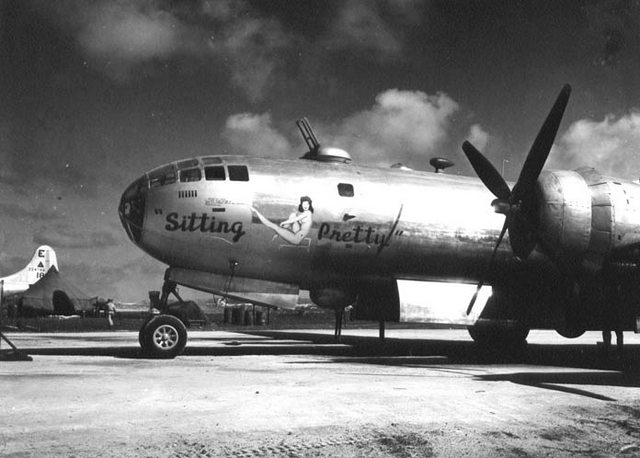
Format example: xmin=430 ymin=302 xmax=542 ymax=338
xmin=535 ymin=170 xmax=592 ymax=267
xmin=309 ymin=286 xmax=356 ymax=310
xmin=534 ymin=168 xmax=640 ymax=273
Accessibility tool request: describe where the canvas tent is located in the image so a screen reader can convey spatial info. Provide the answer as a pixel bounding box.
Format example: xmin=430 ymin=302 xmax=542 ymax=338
xmin=18 ymin=267 xmax=93 ymax=316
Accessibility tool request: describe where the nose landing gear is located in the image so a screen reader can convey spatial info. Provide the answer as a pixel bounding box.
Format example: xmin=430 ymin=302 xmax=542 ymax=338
xmin=138 ymin=279 xmax=188 ymax=359
xmin=140 ymin=314 xmax=187 ymax=358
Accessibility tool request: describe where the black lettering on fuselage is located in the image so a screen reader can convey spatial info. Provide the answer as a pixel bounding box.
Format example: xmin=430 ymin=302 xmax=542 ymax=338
xmin=317 ymin=222 xmax=395 ymax=253
xmin=165 ymin=212 xmax=246 ymax=242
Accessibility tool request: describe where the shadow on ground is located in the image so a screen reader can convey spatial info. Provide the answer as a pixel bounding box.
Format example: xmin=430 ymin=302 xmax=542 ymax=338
xmin=6 ymin=329 xmax=640 ymax=372
xmin=474 ymin=371 xmax=640 ymax=401
xmin=241 ymin=331 xmax=640 ymax=400
xmin=7 ymin=330 xmax=640 ymax=401
xmin=248 ymin=330 xmax=640 ymax=369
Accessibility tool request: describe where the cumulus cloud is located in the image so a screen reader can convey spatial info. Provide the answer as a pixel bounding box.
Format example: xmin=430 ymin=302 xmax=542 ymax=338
xmin=466 ymin=124 xmax=491 ymax=152
xmin=326 ymin=0 xmax=402 ymax=58
xmin=547 ymin=112 xmax=640 ymax=179
xmin=76 ymin=3 xmax=182 ymax=62
xmin=324 ymin=0 xmax=423 ymax=60
xmin=222 ymin=113 xmax=293 ymax=157
xmin=208 ymin=14 xmax=290 ymax=102
xmin=47 ymin=0 xmax=193 ymax=82
xmin=37 ymin=0 xmax=425 ymax=101
xmin=41 ymin=0 xmax=291 ymax=100
xmin=221 ymin=89 xmax=461 ymax=167
xmin=327 ymin=89 xmax=459 ymax=167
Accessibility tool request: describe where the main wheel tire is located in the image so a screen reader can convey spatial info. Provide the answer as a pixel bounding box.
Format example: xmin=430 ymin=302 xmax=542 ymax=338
xmin=468 ymin=322 xmax=529 ymax=348
xmin=143 ymin=314 xmax=187 ymax=359
xmin=555 ymin=326 xmax=586 ymax=339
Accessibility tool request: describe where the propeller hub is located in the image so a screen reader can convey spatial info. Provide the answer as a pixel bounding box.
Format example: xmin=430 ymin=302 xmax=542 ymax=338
xmin=491 ymin=199 xmax=511 ymax=214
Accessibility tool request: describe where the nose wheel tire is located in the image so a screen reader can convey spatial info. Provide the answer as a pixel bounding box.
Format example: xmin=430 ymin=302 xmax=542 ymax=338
xmin=138 ymin=315 xmax=154 ymax=349
xmin=141 ymin=314 xmax=187 ymax=358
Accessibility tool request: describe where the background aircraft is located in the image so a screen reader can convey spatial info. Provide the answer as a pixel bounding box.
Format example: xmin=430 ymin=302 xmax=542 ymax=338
xmin=1 ymin=246 xmax=58 ymax=297
xmin=120 ymin=85 xmax=640 ymax=358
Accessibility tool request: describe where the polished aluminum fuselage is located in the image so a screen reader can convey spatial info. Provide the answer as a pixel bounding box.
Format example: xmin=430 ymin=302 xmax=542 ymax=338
xmin=124 ymin=156 xmax=517 ymax=289
xmin=119 ymin=155 xmax=640 ymax=330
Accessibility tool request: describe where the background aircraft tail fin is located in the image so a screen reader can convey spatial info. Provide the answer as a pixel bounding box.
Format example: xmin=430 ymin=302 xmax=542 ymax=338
xmin=1 ymin=245 xmax=59 ymax=288
xmin=28 ymin=245 xmax=58 ymax=277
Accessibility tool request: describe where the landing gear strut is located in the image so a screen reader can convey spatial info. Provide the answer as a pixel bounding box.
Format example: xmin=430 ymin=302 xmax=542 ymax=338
xmin=334 ymin=309 xmax=343 ymax=343
xmin=158 ymin=280 xmax=183 ymax=313
xmin=139 ymin=279 xmax=188 ymax=358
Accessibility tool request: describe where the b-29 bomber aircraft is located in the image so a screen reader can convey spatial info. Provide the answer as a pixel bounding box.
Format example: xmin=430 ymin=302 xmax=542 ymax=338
xmin=119 ymin=84 xmax=640 ymax=358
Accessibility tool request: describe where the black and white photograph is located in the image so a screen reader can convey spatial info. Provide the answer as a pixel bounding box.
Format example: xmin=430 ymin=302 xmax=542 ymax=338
xmin=2 ymin=1 xmax=640 ymax=456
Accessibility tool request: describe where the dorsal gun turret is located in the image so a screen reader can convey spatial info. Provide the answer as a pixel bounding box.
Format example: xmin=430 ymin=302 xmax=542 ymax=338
xmin=297 ymin=117 xmax=352 ymax=164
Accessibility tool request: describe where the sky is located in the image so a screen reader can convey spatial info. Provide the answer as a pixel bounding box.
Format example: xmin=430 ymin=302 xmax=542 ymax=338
xmin=2 ymin=0 xmax=640 ymax=301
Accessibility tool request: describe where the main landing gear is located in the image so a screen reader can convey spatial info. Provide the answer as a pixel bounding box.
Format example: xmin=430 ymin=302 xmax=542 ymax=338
xmin=334 ymin=309 xmax=343 ymax=343
xmin=467 ymin=321 xmax=529 ymax=348
xmin=139 ymin=280 xmax=188 ymax=359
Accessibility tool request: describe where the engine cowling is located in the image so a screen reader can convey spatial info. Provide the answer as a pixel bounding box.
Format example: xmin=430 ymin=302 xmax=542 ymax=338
xmin=535 ymin=170 xmax=592 ymax=267
xmin=533 ymin=168 xmax=640 ymax=273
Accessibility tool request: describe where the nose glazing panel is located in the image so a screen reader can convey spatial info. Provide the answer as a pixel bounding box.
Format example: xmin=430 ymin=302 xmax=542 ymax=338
xmin=119 ymin=177 xmax=147 ymax=243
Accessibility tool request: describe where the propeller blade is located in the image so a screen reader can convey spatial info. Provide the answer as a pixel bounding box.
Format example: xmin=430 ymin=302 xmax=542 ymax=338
xmin=463 ymin=85 xmax=572 ymax=315
xmin=462 ymin=141 xmax=511 ymax=201
xmin=511 ymin=84 xmax=571 ymax=202
xmin=467 ymin=218 xmax=509 ymax=315
xmin=508 ymin=208 xmax=537 ymax=259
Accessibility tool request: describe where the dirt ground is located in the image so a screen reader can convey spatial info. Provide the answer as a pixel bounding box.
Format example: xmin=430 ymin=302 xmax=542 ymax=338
xmin=2 ymin=329 xmax=640 ymax=457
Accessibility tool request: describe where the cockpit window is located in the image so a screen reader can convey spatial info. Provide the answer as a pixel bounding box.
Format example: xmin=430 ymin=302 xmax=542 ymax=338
xmin=338 ymin=183 xmax=354 ymax=197
xmin=202 ymin=157 xmax=223 ymax=165
xmin=177 ymin=158 xmax=199 ymax=169
xmin=228 ymin=165 xmax=249 ymax=181
xmin=180 ymin=167 xmax=201 ymax=183
xmin=205 ymin=166 xmax=226 ymax=181
xmin=148 ymin=164 xmax=177 ymax=188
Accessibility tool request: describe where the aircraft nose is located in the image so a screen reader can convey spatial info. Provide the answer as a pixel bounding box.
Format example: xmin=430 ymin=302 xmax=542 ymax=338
xmin=119 ymin=176 xmax=147 ymax=244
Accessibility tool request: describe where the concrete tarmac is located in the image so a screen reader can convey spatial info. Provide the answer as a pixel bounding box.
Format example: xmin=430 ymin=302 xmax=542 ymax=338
xmin=2 ymin=329 xmax=640 ymax=457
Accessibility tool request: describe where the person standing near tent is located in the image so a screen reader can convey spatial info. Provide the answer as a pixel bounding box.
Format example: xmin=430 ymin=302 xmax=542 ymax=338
xmin=105 ymin=299 xmax=116 ymax=329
